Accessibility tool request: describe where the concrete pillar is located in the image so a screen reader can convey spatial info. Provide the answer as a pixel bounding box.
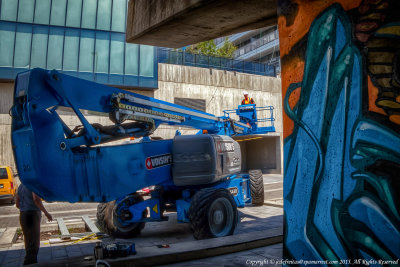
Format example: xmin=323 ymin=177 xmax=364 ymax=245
xmin=278 ymin=0 xmax=400 ymax=263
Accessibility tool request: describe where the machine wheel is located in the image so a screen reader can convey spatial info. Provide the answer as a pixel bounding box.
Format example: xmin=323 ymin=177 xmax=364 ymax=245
xmin=249 ymin=169 xmax=264 ymax=206
xmin=96 ymin=203 xmax=108 ymax=230
xmin=189 ymin=188 xmax=238 ymax=240
xmin=96 ymin=194 xmax=147 ymax=238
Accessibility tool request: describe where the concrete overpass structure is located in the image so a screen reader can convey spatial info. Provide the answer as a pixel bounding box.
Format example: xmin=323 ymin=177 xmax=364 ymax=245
xmin=126 ymin=0 xmax=277 ymax=48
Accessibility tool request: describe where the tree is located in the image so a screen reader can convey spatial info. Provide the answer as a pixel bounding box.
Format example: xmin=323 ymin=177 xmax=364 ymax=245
xmin=216 ymin=38 xmax=237 ymax=59
xmin=186 ymin=38 xmax=237 ymax=58
xmin=186 ymin=40 xmax=216 ymax=56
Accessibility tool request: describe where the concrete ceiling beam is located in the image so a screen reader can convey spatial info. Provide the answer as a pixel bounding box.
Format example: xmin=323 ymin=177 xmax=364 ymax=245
xmin=126 ymin=0 xmax=277 ymax=48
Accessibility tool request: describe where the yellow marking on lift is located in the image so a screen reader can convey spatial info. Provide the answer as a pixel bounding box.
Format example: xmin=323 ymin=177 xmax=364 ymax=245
xmin=153 ymin=204 xmax=158 ymax=214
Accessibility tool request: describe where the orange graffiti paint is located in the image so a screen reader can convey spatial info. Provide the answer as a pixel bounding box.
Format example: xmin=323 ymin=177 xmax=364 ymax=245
xmin=279 ymin=0 xmax=362 ymax=138
xmin=367 ymin=75 xmax=386 ymax=115
xmin=281 ymin=57 xmax=304 ymax=139
xmin=278 ymin=0 xmax=362 ymax=58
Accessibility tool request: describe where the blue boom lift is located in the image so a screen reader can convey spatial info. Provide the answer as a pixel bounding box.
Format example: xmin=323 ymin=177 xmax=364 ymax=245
xmin=11 ymin=68 xmax=275 ymax=239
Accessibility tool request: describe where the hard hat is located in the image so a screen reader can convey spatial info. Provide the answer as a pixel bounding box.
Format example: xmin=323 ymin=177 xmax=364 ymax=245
xmin=243 ymin=90 xmax=249 ymax=95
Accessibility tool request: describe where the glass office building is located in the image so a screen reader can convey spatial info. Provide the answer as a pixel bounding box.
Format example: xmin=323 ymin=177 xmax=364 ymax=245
xmin=0 ymin=0 xmax=157 ymax=88
xmin=215 ymin=26 xmax=280 ymax=74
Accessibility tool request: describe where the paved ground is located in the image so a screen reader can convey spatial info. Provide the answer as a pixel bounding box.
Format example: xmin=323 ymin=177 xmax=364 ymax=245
xmin=0 ymin=174 xmax=284 ymax=266
xmin=162 ymin=243 xmax=283 ymax=267
xmin=0 ymin=204 xmax=283 ymax=266
xmin=262 ymin=174 xmax=283 ymax=184
xmin=263 ymin=174 xmax=283 ymax=207
xmin=0 ymin=174 xmax=282 ymax=229
xmin=0 ymin=202 xmax=99 ymax=229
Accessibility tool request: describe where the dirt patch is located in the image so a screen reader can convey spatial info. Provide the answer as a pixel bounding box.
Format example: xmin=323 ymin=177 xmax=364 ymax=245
xmin=36 ymin=228 xmax=87 ymax=241
xmin=69 ymin=227 xmax=87 ymax=234
xmin=15 ymin=228 xmax=61 ymax=242
xmin=15 ymin=228 xmax=23 ymax=243
xmin=40 ymin=230 xmax=59 ymax=241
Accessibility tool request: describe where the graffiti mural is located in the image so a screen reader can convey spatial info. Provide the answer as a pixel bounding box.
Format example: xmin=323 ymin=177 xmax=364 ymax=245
xmin=278 ymin=0 xmax=400 ymax=264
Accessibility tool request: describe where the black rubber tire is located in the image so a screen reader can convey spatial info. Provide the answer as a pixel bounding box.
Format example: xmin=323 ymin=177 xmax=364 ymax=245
xmin=188 ymin=188 xmax=238 ymax=240
xmin=249 ymin=169 xmax=264 ymax=206
xmin=96 ymin=203 xmax=108 ymax=231
xmin=96 ymin=194 xmax=147 ymax=238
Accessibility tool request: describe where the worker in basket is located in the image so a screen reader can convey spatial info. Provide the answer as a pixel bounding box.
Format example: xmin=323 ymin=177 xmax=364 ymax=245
xmin=241 ymin=91 xmax=255 ymax=105
xmin=239 ymin=91 xmax=256 ymax=126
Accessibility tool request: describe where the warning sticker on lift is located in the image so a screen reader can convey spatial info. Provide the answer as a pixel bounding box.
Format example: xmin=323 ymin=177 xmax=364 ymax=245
xmin=228 ymin=187 xmax=238 ymax=196
xmin=145 ymin=154 xmax=172 ymax=170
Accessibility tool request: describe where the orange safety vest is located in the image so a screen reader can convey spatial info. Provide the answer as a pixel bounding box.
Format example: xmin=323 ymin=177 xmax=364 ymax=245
xmin=241 ymin=98 xmax=254 ymax=105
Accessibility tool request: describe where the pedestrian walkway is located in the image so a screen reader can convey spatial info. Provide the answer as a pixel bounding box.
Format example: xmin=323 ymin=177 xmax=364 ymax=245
xmin=162 ymin=243 xmax=283 ymax=266
xmin=0 ymin=204 xmax=283 ymax=266
xmin=263 ymin=174 xmax=283 ymax=208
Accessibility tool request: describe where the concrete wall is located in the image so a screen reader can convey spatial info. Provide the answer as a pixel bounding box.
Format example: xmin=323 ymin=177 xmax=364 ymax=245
xmin=245 ymin=136 xmax=281 ymax=174
xmin=0 ymin=64 xmax=283 ymax=173
xmin=0 ymin=115 xmax=13 ymax=169
xmin=0 ymin=83 xmax=13 ymax=114
xmin=278 ymin=0 xmax=400 ymax=263
xmin=154 ymin=63 xmax=283 ymax=136
xmin=155 ymin=64 xmax=283 ymax=173
xmin=0 ymin=84 xmax=15 ymax=171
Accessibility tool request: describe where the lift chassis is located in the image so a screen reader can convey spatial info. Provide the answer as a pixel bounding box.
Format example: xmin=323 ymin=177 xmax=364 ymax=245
xmin=11 ymin=69 xmax=275 ymax=239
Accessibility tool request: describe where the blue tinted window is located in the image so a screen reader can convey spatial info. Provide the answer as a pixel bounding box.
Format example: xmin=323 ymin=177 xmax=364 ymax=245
xmin=66 ymin=0 xmax=82 ymax=28
xmin=1 ymin=0 xmax=18 ymax=21
xmin=31 ymin=26 xmax=48 ymax=68
xmin=50 ymin=0 xmax=67 ymax=26
xmin=63 ymin=29 xmax=79 ymax=71
xmin=110 ymin=33 xmax=124 ymax=74
xmin=81 ymin=0 xmax=96 ymax=29
xmin=97 ymin=0 xmax=111 ymax=31
xmin=125 ymin=43 xmax=138 ymax=75
xmin=95 ymin=32 xmax=109 ymax=73
xmin=0 ymin=23 xmax=15 ymax=67
xmin=14 ymin=24 xmax=32 ymax=68
xmin=139 ymin=45 xmax=154 ymax=77
xmin=18 ymin=0 xmax=35 ymax=23
xmin=111 ymin=0 xmax=126 ymax=32
xmin=79 ymin=30 xmax=95 ymax=72
xmin=34 ymin=0 xmax=51 ymax=24
xmin=47 ymin=28 xmax=64 ymax=70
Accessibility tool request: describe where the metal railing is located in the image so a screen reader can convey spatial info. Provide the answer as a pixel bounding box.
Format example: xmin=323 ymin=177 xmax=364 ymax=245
xmin=157 ymin=48 xmax=277 ymax=77
xmin=234 ymin=30 xmax=279 ymax=58
xmin=223 ymin=106 xmax=275 ymax=128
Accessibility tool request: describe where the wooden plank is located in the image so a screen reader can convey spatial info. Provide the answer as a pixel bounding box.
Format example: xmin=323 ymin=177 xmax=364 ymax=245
xmin=49 ymin=237 xmax=80 ymax=244
xmin=82 ymin=215 xmax=101 ymax=235
xmin=56 ymin=218 xmax=70 ymax=240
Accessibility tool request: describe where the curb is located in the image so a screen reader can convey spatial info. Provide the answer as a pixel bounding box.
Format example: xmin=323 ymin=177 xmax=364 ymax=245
xmin=40 ymin=227 xmax=283 ymax=266
xmin=0 ymin=223 xmax=87 ymax=249
xmin=0 ymin=227 xmax=17 ymax=248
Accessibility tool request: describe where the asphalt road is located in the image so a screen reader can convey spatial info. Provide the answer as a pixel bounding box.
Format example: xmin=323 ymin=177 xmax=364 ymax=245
xmin=0 ymin=174 xmax=282 ymax=229
xmin=0 ymin=201 xmax=99 ymax=228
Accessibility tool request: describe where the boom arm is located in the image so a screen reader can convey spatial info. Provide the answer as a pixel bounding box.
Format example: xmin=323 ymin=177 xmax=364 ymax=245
xmin=13 ymin=69 xmax=248 ymax=145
